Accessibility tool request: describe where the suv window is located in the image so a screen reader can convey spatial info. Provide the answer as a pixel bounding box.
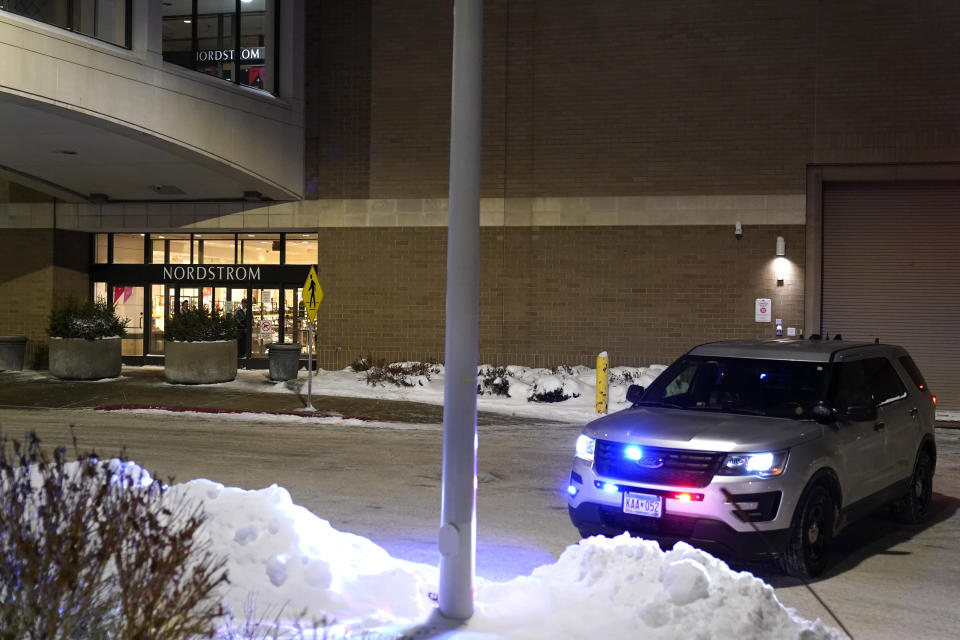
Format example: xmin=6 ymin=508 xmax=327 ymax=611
xmin=863 ymin=357 xmax=907 ymax=406
xmin=828 ymin=361 xmax=874 ymax=413
xmin=898 ymin=355 xmax=929 ymax=391
xmin=642 ymin=356 xmax=828 ymax=419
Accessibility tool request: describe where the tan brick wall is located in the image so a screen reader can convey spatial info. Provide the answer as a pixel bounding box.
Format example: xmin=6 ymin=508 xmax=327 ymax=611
xmin=0 ymin=230 xmax=54 ymax=367
xmin=313 ymin=225 xmax=804 ymax=369
xmin=308 ymin=1 xmax=960 ymax=200
xmin=0 ymin=230 xmax=90 ymax=368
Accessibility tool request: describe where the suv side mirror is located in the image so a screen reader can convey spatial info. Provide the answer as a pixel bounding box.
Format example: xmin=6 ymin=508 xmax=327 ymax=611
xmin=626 ymin=384 xmax=645 ymax=405
xmin=844 ymin=403 xmax=878 ymax=422
xmin=812 ymin=401 xmax=834 ymax=423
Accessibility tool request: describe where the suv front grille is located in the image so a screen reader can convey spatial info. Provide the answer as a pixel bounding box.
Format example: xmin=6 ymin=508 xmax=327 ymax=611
xmin=594 ymin=440 xmax=725 ymax=488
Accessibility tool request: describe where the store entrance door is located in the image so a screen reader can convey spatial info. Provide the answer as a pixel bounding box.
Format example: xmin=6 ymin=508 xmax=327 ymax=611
xmin=251 ymin=288 xmax=281 ymax=357
xmin=113 ymin=285 xmax=145 ymax=363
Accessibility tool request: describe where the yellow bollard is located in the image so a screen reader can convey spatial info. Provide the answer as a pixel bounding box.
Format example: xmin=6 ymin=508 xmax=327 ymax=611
xmin=596 ymin=351 xmax=609 ymax=414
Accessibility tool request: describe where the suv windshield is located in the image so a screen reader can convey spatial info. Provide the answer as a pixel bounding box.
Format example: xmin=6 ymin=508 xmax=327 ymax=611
xmin=639 ymin=356 xmax=829 ymax=419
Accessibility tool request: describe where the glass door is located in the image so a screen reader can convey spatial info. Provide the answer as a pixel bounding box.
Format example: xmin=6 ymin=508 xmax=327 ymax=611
xmin=251 ymin=288 xmax=280 ymax=356
xmin=284 ymin=287 xmax=307 ymax=350
xmin=113 ymin=285 xmax=145 ymax=357
xmin=147 ymin=284 xmax=169 ymax=355
xmin=179 ymin=287 xmax=200 ymax=314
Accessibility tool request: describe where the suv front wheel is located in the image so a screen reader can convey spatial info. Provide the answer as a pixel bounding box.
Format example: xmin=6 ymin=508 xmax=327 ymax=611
xmin=779 ymin=483 xmax=836 ymax=579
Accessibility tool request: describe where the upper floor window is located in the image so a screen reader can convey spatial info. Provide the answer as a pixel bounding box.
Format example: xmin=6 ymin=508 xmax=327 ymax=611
xmin=0 ymin=0 xmax=130 ymax=48
xmin=161 ymin=0 xmax=277 ymax=94
xmin=94 ymin=232 xmax=315 ymax=265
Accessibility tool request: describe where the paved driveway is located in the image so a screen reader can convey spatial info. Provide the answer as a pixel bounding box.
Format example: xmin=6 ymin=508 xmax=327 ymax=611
xmin=1 ymin=399 xmax=958 ymax=639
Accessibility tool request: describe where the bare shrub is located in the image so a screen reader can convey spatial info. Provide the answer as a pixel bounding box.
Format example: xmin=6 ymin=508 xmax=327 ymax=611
xmin=364 ymin=361 xmax=441 ymax=387
xmin=477 ymin=365 xmax=511 ymax=397
xmin=0 ymin=430 xmax=228 ymax=640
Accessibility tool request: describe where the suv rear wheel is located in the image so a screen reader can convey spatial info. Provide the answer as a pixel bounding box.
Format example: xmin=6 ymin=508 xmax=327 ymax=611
xmin=891 ymin=450 xmax=933 ymax=524
xmin=779 ymin=483 xmax=835 ymax=578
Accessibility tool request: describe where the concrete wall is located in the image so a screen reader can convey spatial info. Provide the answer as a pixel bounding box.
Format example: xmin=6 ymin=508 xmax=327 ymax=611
xmin=0 ymin=5 xmax=303 ymax=199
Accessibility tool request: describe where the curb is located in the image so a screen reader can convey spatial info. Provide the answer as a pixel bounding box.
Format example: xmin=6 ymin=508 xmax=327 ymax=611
xmin=94 ymin=404 xmax=372 ymax=422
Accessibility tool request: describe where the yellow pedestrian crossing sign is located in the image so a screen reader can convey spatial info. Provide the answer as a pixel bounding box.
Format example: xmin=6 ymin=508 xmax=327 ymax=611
xmin=303 ymin=266 xmax=323 ymax=323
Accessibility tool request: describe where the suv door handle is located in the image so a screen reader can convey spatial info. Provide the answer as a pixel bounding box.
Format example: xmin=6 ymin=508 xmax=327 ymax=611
xmin=910 ymin=407 xmax=919 ymax=416
xmin=873 ymin=422 xmax=886 ymax=431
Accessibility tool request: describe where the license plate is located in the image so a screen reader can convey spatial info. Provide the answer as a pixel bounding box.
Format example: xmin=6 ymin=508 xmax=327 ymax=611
xmin=623 ymin=492 xmax=663 ymax=518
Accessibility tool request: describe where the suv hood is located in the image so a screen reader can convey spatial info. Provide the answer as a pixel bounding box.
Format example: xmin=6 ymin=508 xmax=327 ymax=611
xmin=584 ymin=407 xmax=821 ymax=452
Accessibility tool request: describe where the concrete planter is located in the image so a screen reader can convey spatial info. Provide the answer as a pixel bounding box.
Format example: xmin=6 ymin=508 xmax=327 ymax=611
xmin=165 ymin=340 xmax=237 ymax=384
xmin=49 ymin=336 xmax=122 ymax=380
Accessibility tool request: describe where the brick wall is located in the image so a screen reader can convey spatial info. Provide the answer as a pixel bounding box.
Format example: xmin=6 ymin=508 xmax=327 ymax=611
xmin=313 ymin=225 xmax=804 ymax=369
xmin=0 ymin=230 xmax=54 ymax=367
xmin=0 ymin=230 xmax=90 ymax=368
xmin=307 ymin=1 xmax=960 ymax=199
xmin=305 ymin=1 xmax=371 ymax=199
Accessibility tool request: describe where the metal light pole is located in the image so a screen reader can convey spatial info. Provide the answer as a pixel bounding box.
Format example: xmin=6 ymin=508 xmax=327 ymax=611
xmin=438 ymin=0 xmax=483 ymax=621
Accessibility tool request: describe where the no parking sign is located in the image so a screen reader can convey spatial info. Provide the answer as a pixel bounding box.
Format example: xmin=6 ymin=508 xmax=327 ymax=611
xmin=755 ymin=298 xmax=772 ymax=323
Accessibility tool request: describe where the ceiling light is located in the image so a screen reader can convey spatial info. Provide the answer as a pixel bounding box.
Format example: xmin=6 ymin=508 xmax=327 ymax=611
xmin=183 ymin=19 xmax=191 ymax=23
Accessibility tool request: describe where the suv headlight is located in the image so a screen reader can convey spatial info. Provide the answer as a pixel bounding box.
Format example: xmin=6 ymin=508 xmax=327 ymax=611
xmin=718 ymin=451 xmax=788 ymax=478
xmin=575 ymin=434 xmax=596 ymax=463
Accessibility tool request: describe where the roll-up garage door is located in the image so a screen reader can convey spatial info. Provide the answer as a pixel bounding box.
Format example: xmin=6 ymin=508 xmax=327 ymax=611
xmin=822 ymin=182 xmax=960 ymax=410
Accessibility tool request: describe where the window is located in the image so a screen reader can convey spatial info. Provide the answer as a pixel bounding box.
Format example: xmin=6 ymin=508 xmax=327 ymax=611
xmin=95 ymin=233 xmax=109 ymax=264
xmin=161 ymin=0 xmax=276 ymax=94
xmin=157 ymin=234 xmax=192 ymax=264
xmin=898 ymin=355 xmax=929 ymax=392
xmin=644 ymin=356 xmax=828 ymax=419
xmin=198 ymin=234 xmax=236 ymax=264
xmin=863 ymin=357 xmax=907 ymax=406
xmin=239 ymin=233 xmax=280 ymax=264
xmin=828 ymin=362 xmax=874 ymax=414
xmin=1 ymin=1 xmax=130 ymax=48
xmin=284 ymin=233 xmax=317 ymax=265
xmin=113 ymin=234 xmax=144 ymax=264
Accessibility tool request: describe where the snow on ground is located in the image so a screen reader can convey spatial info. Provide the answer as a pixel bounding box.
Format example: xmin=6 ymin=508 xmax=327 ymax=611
xmin=162 ymin=361 xmax=960 ymax=424
xmin=178 ymin=363 xmax=670 ymax=425
xmin=118 ymin=361 xmax=841 ymax=638
xmin=18 ymin=360 xmax=954 ymax=637
xmin=168 ymin=475 xmax=841 ymax=640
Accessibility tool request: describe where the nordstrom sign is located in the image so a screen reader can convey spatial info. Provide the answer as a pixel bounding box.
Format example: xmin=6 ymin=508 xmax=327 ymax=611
xmin=196 ymin=47 xmax=264 ymax=62
xmin=163 ymin=265 xmax=261 ymax=282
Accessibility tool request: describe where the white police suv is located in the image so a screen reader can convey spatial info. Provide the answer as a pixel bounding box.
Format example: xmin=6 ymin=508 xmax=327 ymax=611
xmin=567 ymin=338 xmax=937 ymax=577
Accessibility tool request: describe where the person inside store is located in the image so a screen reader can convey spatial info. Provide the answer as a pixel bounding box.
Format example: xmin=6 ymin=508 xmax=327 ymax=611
xmin=235 ymin=298 xmax=249 ymax=358
xmin=180 ymin=299 xmax=191 ymax=314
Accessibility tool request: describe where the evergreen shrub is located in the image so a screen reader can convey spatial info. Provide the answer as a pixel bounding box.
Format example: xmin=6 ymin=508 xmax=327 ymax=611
xmin=48 ymin=299 xmax=128 ymax=340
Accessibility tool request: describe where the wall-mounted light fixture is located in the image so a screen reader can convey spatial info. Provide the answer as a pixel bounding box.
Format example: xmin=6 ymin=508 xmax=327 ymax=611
xmin=774 ymin=236 xmax=787 ymax=285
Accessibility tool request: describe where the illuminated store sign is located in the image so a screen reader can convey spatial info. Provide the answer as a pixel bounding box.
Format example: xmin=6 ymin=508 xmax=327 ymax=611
xmin=196 ymin=47 xmax=264 ymax=62
xmin=163 ymin=265 xmax=261 ymax=282
xmin=91 ymin=264 xmax=308 ymax=286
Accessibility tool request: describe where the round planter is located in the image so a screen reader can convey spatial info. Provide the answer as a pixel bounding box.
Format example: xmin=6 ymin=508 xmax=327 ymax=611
xmin=267 ymin=343 xmax=302 ymax=381
xmin=165 ymin=340 xmax=237 ymax=384
xmin=0 ymin=336 xmax=27 ymax=371
xmin=49 ymin=336 xmax=122 ymax=380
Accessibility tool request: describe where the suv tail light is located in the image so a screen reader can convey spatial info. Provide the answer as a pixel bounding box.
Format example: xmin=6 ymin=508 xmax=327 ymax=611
xmin=932 ymin=394 xmax=937 ymax=407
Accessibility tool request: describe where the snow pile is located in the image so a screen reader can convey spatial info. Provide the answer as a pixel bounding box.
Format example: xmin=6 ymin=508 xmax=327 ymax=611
xmin=472 ymin=537 xmax=838 ymax=640
xmin=171 ymin=479 xmax=437 ymax=629
xmin=161 ymin=476 xmax=840 ymax=639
